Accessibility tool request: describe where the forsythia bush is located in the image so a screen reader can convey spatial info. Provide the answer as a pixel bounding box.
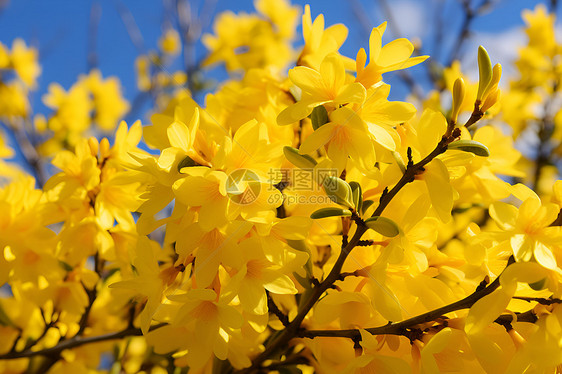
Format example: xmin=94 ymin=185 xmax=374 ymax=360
xmin=1 ymin=1 xmax=562 ymax=373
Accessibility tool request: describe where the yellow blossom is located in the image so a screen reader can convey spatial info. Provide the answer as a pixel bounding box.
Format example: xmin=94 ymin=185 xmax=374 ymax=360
xmin=355 ymin=22 xmax=428 ymax=88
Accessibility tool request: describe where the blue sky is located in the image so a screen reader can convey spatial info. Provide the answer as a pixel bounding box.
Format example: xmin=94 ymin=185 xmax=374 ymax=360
xmin=0 ymin=0 xmax=554 ymax=112
xmin=0 ymin=0 xmax=556 ymax=135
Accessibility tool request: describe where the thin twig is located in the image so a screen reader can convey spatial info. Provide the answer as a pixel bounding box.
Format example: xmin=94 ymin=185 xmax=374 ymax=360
xmin=4 ymin=119 xmax=46 ymax=186
xmin=87 ymin=0 xmax=102 ymax=71
xmin=267 ymin=292 xmax=290 ymax=327
xmin=0 ymin=324 xmax=167 ymax=360
xmin=300 ymin=257 xmax=516 ymax=340
xmin=114 ymin=0 xmax=146 ymax=54
xmin=446 ymin=0 xmax=494 ymax=67
xmin=237 ymin=98 xmax=477 ymax=373
xmin=532 ymin=80 xmax=558 ymax=193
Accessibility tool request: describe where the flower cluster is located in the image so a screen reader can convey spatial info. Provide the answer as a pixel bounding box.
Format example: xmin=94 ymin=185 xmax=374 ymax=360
xmin=1 ymin=2 xmax=562 ymax=374
xmin=35 ymin=70 xmax=130 ymax=154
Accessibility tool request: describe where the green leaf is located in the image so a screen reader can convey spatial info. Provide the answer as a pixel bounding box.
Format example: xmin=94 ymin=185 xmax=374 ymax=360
xmin=528 ymin=278 xmax=546 ymax=291
xmin=362 ymin=200 xmax=375 ymax=215
xmin=213 ymin=358 xmax=234 ymax=374
xmin=349 ymin=181 xmax=362 ymax=214
xmin=0 ymin=302 xmax=15 ymax=327
xmin=278 ymin=367 xmax=303 ymax=374
xmin=58 ymin=260 xmax=73 ymax=272
xmin=283 ymin=146 xmax=317 ymax=169
xmin=365 ymin=216 xmax=400 ymax=237
xmin=322 ymin=176 xmax=354 ymax=208
xmin=448 ymin=139 xmax=490 ymax=157
xmin=177 ymin=156 xmax=198 ymax=172
xmin=310 ymin=207 xmax=352 ymax=219
xmin=310 ymin=105 xmax=329 ymax=130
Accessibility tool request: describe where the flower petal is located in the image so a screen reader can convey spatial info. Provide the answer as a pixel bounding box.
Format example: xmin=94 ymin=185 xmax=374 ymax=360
xmin=299 ymin=122 xmax=337 ymax=154
xmin=377 ymin=38 xmax=414 ymax=67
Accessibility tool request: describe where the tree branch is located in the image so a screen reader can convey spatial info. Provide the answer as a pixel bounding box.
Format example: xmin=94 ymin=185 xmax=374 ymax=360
xmin=299 ymin=257 xmax=516 ymax=340
xmin=0 ymin=323 xmax=167 ymax=360
xmin=237 ymin=109 xmax=472 ymax=373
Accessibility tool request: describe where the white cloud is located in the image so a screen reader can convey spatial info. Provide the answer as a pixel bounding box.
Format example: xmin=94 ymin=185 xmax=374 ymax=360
xmin=464 ymin=27 xmax=526 ymax=83
xmin=464 ymin=23 xmax=562 ymax=84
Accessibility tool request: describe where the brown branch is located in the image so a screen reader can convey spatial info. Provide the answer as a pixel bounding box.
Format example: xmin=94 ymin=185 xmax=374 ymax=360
xmin=532 ymin=79 xmax=558 ymax=193
xmin=495 ymin=309 xmax=537 ymax=325
xmin=512 ymin=296 xmax=562 ymax=305
xmin=372 ymin=131 xmax=456 ymax=219
xmin=299 ymin=257 xmax=516 ymax=341
xmin=267 ymin=292 xmax=290 ymax=327
xmin=0 ymin=323 xmax=167 ymax=360
xmin=237 ymin=224 xmax=369 ymax=374
xmin=114 ymin=0 xmax=146 ymax=54
xmin=87 ymin=0 xmax=101 ymax=71
xmin=446 ymin=0 xmax=494 ymax=67
xmin=5 ymin=118 xmax=46 ymax=186
xmin=237 ymin=105 xmax=477 ymax=373
xmin=300 ymin=306 xmax=536 ymax=341
xmin=76 ymin=264 xmax=100 ymax=336
xmin=463 ymin=101 xmax=484 ymax=129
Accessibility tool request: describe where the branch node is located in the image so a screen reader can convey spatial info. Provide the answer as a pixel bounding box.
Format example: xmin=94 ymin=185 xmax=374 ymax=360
xmin=406 ymin=147 xmax=413 ymax=167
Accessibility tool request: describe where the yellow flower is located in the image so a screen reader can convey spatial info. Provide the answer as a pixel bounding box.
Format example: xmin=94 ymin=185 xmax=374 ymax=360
xmin=9 ymin=39 xmax=41 ymax=89
xmin=450 ymin=126 xmax=524 ymax=204
xmin=314 ymin=291 xmax=374 ymax=329
xmin=398 ymin=109 xmax=455 ymax=222
xmin=357 ymin=83 xmax=416 ymax=151
xmin=522 ymin=4 xmax=557 ymax=57
xmin=297 ymin=5 xmax=352 ymax=70
xmin=0 ymin=81 xmax=29 ymax=118
xmin=299 ymin=106 xmax=375 ymax=171
xmin=173 ymin=169 xmax=230 ymax=231
xmin=0 ymin=132 xmax=12 ymax=159
xmin=135 ymin=55 xmax=151 ymax=92
xmin=147 ymin=289 xmax=243 ymax=371
xmin=202 ymin=4 xmax=294 ymax=71
xmin=82 ymin=69 xmax=129 ymax=131
xmin=277 ymin=53 xmax=366 ymax=126
xmin=344 ymin=330 xmax=411 ymax=374
xmin=0 ymin=42 xmax=9 ymax=68
xmin=489 ymin=184 xmax=562 ymax=269
xmin=355 ymin=22 xmax=428 ymax=88
xmin=158 ymin=29 xmax=181 ymax=56
xmin=42 ymin=81 xmax=93 ymax=145
xmin=95 ymin=172 xmax=141 ymax=230
xmin=109 ymin=237 xmax=167 ymax=334
xmin=516 ymin=304 xmax=562 ymax=370
xmin=255 ymin=0 xmax=300 ymax=39
xmin=223 ymin=235 xmax=300 ymax=315
xmin=443 ymin=61 xmax=478 ymax=115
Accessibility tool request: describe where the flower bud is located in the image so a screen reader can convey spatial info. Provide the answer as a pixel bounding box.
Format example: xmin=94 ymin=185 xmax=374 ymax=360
xmin=476 ymin=46 xmax=492 ymax=101
xmin=451 ymin=77 xmax=466 ymax=123
xmin=99 ymin=137 xmax=111 ymax=160
xmin=481 ymin=88 xmax=500 ymax=112
xmin=88 ymin=137 xmax=99 ymax=157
